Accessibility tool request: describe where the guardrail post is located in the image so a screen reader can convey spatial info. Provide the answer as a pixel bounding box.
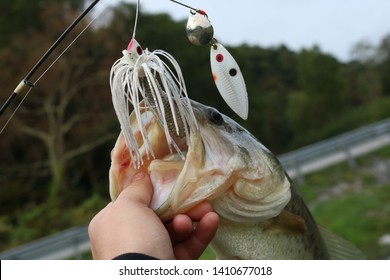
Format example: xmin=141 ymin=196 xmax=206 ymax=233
xmin=293 ymin=159 xmax=305 ymax=184
xmin=73 ymin=237 xmax=81 ymax=260
xmin=339 ymin=140 xmax=357 ymax=168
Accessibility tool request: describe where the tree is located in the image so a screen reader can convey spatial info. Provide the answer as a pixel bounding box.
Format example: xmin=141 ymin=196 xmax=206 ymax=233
xmin=0 ymin=3 xmax=116 ymax=199
xmin=286 ymin=47 xmax=344 ymax=141
xmin=377 ymin=35 xmax=390 ymax=95
xmin=0 ymin=0 xmax=86 ymax=47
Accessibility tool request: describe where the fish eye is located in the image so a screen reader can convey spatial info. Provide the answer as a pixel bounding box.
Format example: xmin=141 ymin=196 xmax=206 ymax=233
xmin=208 ymin=109 xmax=223 ymax=125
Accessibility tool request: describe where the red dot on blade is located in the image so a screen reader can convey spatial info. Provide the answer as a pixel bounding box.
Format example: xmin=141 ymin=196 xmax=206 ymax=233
xmin=216 ymin=54 xmax=224 ymax=62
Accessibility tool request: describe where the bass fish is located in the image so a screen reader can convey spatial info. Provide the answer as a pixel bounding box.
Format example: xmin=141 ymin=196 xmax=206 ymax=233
xmin=109 ymin=100 xmax=364 ymax=260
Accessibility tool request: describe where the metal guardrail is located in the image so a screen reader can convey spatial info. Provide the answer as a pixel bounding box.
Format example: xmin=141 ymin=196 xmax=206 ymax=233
xmin=0 ymin=225 xmax=89 ymax=260
xmin=1 ymin=118 xmax=390 ymax=260
xmin=279 ymin=117 xmax=390 ymax=181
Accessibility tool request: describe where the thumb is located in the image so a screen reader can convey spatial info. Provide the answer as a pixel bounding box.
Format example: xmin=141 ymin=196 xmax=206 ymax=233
xmin=117 ymin=172 xmax=153 ymax=206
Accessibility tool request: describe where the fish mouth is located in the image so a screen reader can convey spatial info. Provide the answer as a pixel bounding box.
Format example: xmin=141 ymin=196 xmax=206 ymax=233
xmin=109 ymin=106 xmax=205 ymax=220
xmin=109 ymin=100 xmax=292 ymax=223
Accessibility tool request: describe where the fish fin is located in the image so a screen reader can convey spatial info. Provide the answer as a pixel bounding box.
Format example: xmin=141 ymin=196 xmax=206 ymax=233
xmin=265 ymin=210 xmax=307 ymax=235
xmin=319 ymin=226 xmax=366 ymax=260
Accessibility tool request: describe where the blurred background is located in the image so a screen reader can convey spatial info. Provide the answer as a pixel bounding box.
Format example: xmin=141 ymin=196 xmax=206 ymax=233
xmin=0 ymin=0 xmax=389 ymax=259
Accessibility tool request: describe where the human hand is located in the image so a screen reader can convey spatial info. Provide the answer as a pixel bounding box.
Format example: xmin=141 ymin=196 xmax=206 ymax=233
xmin=88 ymin=172 xmax=219 ymax=260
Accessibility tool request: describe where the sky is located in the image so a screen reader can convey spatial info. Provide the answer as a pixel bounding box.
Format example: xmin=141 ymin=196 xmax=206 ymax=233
xmin=100 ymin=0 xmax=390 ymax=62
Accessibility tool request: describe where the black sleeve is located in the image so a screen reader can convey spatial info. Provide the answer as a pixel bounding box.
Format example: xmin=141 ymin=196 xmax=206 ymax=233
xmin=113 ymin=253 xmax=159 ymax=260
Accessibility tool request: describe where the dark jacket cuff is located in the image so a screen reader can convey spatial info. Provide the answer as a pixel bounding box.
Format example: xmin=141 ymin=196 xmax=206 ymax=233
xmin=113 ymin=253 xmax=159 ymax=260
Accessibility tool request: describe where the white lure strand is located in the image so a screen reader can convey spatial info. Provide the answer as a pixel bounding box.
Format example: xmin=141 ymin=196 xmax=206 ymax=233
xmin=110 ymin=39 xmax=145 ymax=166
xmin=110 ymin=38 xmax=197 ymax=167
xmin=210 ymin=42 xmax=249 ymax=120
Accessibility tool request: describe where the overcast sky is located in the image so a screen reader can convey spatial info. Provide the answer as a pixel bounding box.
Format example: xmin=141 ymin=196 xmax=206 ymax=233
xmin=101 ymin=0 xmax=390 ymax=61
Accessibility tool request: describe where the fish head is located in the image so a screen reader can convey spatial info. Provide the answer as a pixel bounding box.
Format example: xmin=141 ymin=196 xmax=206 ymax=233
xmin=109 ymin=100 xmax=291 ymax=222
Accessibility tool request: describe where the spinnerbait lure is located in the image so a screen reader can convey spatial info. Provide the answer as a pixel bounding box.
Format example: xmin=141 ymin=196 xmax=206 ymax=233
xmin=109 ymin=0 xmax=197 ymax=168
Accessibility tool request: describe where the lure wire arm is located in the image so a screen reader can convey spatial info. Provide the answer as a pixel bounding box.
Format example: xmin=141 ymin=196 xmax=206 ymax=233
xmin=170 ymin=0 xmax=249 ymax=120
xmin=168 ymin=0 xmax=208 ymax=16
xmin=0 ymin=0 xmax=102 ymax=116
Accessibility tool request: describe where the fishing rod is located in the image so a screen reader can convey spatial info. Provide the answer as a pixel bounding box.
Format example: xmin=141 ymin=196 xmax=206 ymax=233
xmin=0 ymin=0 xmax=102 ymax=117
xmin=0 ymin=0 xmax=202 ymax=118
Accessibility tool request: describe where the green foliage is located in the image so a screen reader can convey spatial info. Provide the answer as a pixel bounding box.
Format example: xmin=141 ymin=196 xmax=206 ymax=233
xmin=298 ymin=47 xmax=343 ymax=96
xmin=200 ymin=247 xmax=216 ymax=260
xmin=0 ymin=193 xmax=108 ymax=251
xmin=313 ymin=185 xmax=390 ymax=259
xmin=0 ymin=0 xmax=86 ymax=47
xmin=289 ymin=95 xmax=390 ymax=148
xmin=286 ymin=47 xmax=344 ymax=138
xmin=298 ymin=146 xmax=390 ymax=259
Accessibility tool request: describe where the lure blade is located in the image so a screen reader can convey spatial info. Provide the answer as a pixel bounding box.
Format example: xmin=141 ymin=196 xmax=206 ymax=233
xmin=186 ymin=10 xmax=214 ymax=46
xmin=210 ymin=43 xmax=249 ymax=120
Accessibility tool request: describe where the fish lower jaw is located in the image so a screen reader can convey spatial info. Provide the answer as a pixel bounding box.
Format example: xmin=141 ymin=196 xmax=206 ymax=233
xmin=109 ymin=119 xmax=193 ymax=211
xmin=109 ymin=136 xmax=188 ymax=202
xmin=148 ymin=154 xmax=186 ymax=210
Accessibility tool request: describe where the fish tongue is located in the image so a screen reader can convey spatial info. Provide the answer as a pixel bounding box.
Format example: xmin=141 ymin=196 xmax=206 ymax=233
xmin=148 ymin=157 xmax=185 ymax=210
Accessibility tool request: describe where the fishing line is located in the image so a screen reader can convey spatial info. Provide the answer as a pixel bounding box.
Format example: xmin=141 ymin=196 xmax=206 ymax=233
xmin=0 ymin=88 xmax=33 ymax=135
xmin=0 ymin=0 xmax=104 ymax=134
xmin=35 ymin=10 xmax=102 ymax=84
xmin=0 ymin=0 xmax=102 ymax=117
xmin=109 ymin=0 xmax=199 ymax=167
xmin=132 ymin=0 xmax=140 ymax=39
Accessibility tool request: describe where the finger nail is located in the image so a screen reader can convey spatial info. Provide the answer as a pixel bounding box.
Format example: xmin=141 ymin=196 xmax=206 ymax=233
xmin=131 ymin=171 xmax=145 ymax=183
